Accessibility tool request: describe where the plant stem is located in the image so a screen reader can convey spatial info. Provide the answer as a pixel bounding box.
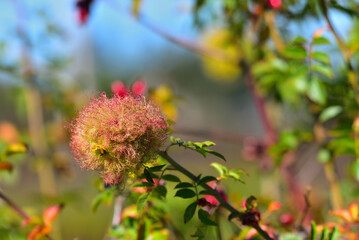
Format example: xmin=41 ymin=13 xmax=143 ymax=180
xmin=158 ymin=151 xmax=274 ymax=240
xmin=319 ymin=0 xmax=359 ymax=105
xmin=0 ymin=190 xmax=30 ymax=220
xmin=13 ymin=0 xmax=58 ymax=200
xmin=242 ymin=61 xmax=276 ymax=145
xmin=111 ymin=195 xmax=126 ymax=227
xmin=324 ymin=161 xmax=342 ymax=209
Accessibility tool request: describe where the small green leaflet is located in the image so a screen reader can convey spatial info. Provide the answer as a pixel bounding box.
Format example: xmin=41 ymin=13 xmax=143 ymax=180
xmin=184 ymin=201 xmax=197 ymax=223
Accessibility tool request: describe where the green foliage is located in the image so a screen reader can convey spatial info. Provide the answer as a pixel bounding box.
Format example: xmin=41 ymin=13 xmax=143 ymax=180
xmin=92 ymin=187 xmax=116 ymax=213
xmin=170 ymin=137 xmax=226 ymax=161
xmin=137 ymin=192 xmax=151 ymax=213
xmin=197 ymin=209 xmax=216 ymax=226
xmin=210 ymin=162 xmax=247 ymax=183
xmin=184 ymin=202 xmax=197 ymax=224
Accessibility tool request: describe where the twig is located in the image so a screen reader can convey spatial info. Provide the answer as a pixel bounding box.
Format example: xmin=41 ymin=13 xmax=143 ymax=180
xmin=159 ymin=151 xmax=274 ymax=240
xmin=324 ymin=161 xmax=343 ymax=209
xmin=319 ymin=0 xmax=359 ymax=105
xmin=241 ymin=61 xmax=276 ymax=145
xmin=0 ymin=190 xmax=30 ymax=220
xmin=111 ymin=195 xmax=127 ymax=227
xmin=104 ymin=0 xmax=234 ymax=64
xmin=174 ymin=126 xmax=262 ymax=144
xmin=298 ymin=188 xmax=312 ymax=230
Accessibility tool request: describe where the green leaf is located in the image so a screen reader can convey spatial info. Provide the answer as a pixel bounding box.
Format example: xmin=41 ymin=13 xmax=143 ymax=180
xmin=195 ymin=174 xmax=202 ymax=183
xmin=312 ymin=51 xmax=331 ymax=64
xmin=228 ymin=169 xmax=246 ymax=183
xmin=312 ymin=37 xmax=331 ymax=45
xmin=91 ymin=190 xmax=115 ymax=213
xmin=317 ymin=149 xmax=331 ymax=163
xmin=162 ymin=174 xmax=180 ymax=182
xmin=210 ymin=163 xmax=227 ymax=177
xmin=191 ymin=227 xmax=205 ymax=239
xmin=283 ymin=45 xmax=307 ymax=59
xmin=207 ymin=151 xmax=226 ymax=161
xmin=202 ymin=141 xmax=216 ymax=147
xmin=137 ymin=192 xmax=151 ymax=213
xmin=279 ymin=233 xmax=302 ymax=240
xmin=175 ymin=189 xmax=196 ymax=199
xmin=319 ymin=226 xmax=329 ymax=240
xmin=308 ymin=77 xmax=327 ymax=105
xmin=245 ymin=196 xmax=257 ymax=210
xmin=199 ymin=190 xmax=214 ymax=195
xmin=144 ymin=168 xmax=154 ymax=184
xmin=175 ymin=182 xmax=194 ymax=189
xmin=194 ymin=148 xmax=208 ymax=157
xmin=328 ymin=226 xmax=340 ymax=240
xmin=133 ymin=182 xmax=155 ymax=188
xmin=311 ymin=64 xmax=334 ymax=78
xmin=319 ymin=106 xmax=343 ymax=122
xmin=198 ymin=209 xmax=217 ymax=226
xmin=198 ymin=176 xmax=217 ymax=185
xmin=184 ymin=202 xmax=197 ymax=223
xmin=193 ymin=142 xmax=203 ymax=148
xmin=310 ymin=221 xmax=317 ymax=240
xmin=292 ymin=36 xmax=307 ymax=44
xmin=154 ymin=185 xmax=167 ymax=198
xmin=148 ymin=164 xmax=166 ymax=172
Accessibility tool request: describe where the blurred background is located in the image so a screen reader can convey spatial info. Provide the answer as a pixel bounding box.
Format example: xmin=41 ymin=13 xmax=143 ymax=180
xmin=0 ymin=0 xmax=358 ymax=239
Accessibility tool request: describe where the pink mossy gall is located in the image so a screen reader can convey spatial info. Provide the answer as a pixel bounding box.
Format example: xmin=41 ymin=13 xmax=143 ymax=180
xmin=68 ymin=93 xmax=168 ymax=185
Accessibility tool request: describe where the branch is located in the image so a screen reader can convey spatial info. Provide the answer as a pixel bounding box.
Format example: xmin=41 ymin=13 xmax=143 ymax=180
xmin=0 ymin=190 xmax=30 ymax=220
xmin=158 ymin=151 xmax=274 ymax=240
xmin=241 ymin=61 xmax=276 ymax=145
xmin=111 ymin=195 xmax=126 ymax=227
xmin=174 ymin=126 xmax=262 ymax=144
xmin=104 ymin=0 xmax=234 ymax=64
xmin=319 ymin=0 xmax=359 ymax=105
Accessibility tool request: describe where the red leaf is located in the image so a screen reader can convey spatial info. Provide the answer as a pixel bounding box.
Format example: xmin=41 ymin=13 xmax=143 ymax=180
xmin=43 ymin=204 xmax=64 ymax=227
xmin=0 ymin=162 xmax=13 ymax=172
xmin=27 ymin=225 xmax=51 ymax=240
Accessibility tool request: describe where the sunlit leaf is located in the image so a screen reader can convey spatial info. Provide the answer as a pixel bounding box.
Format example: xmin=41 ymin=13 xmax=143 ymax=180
xmin=137 ymin=192 xmax=150 ymax=213
xmin=319 ymin=106 xmax=343 ymax=122
xmin=312 ymin=37 xmax=331 ymax=45
xmin=308 ymin=77 xmax=327 ymax=105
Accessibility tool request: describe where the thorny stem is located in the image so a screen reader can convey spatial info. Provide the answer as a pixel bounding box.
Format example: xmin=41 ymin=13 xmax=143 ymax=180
xmin=159 ymin=151 xmax=274 ymax=240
